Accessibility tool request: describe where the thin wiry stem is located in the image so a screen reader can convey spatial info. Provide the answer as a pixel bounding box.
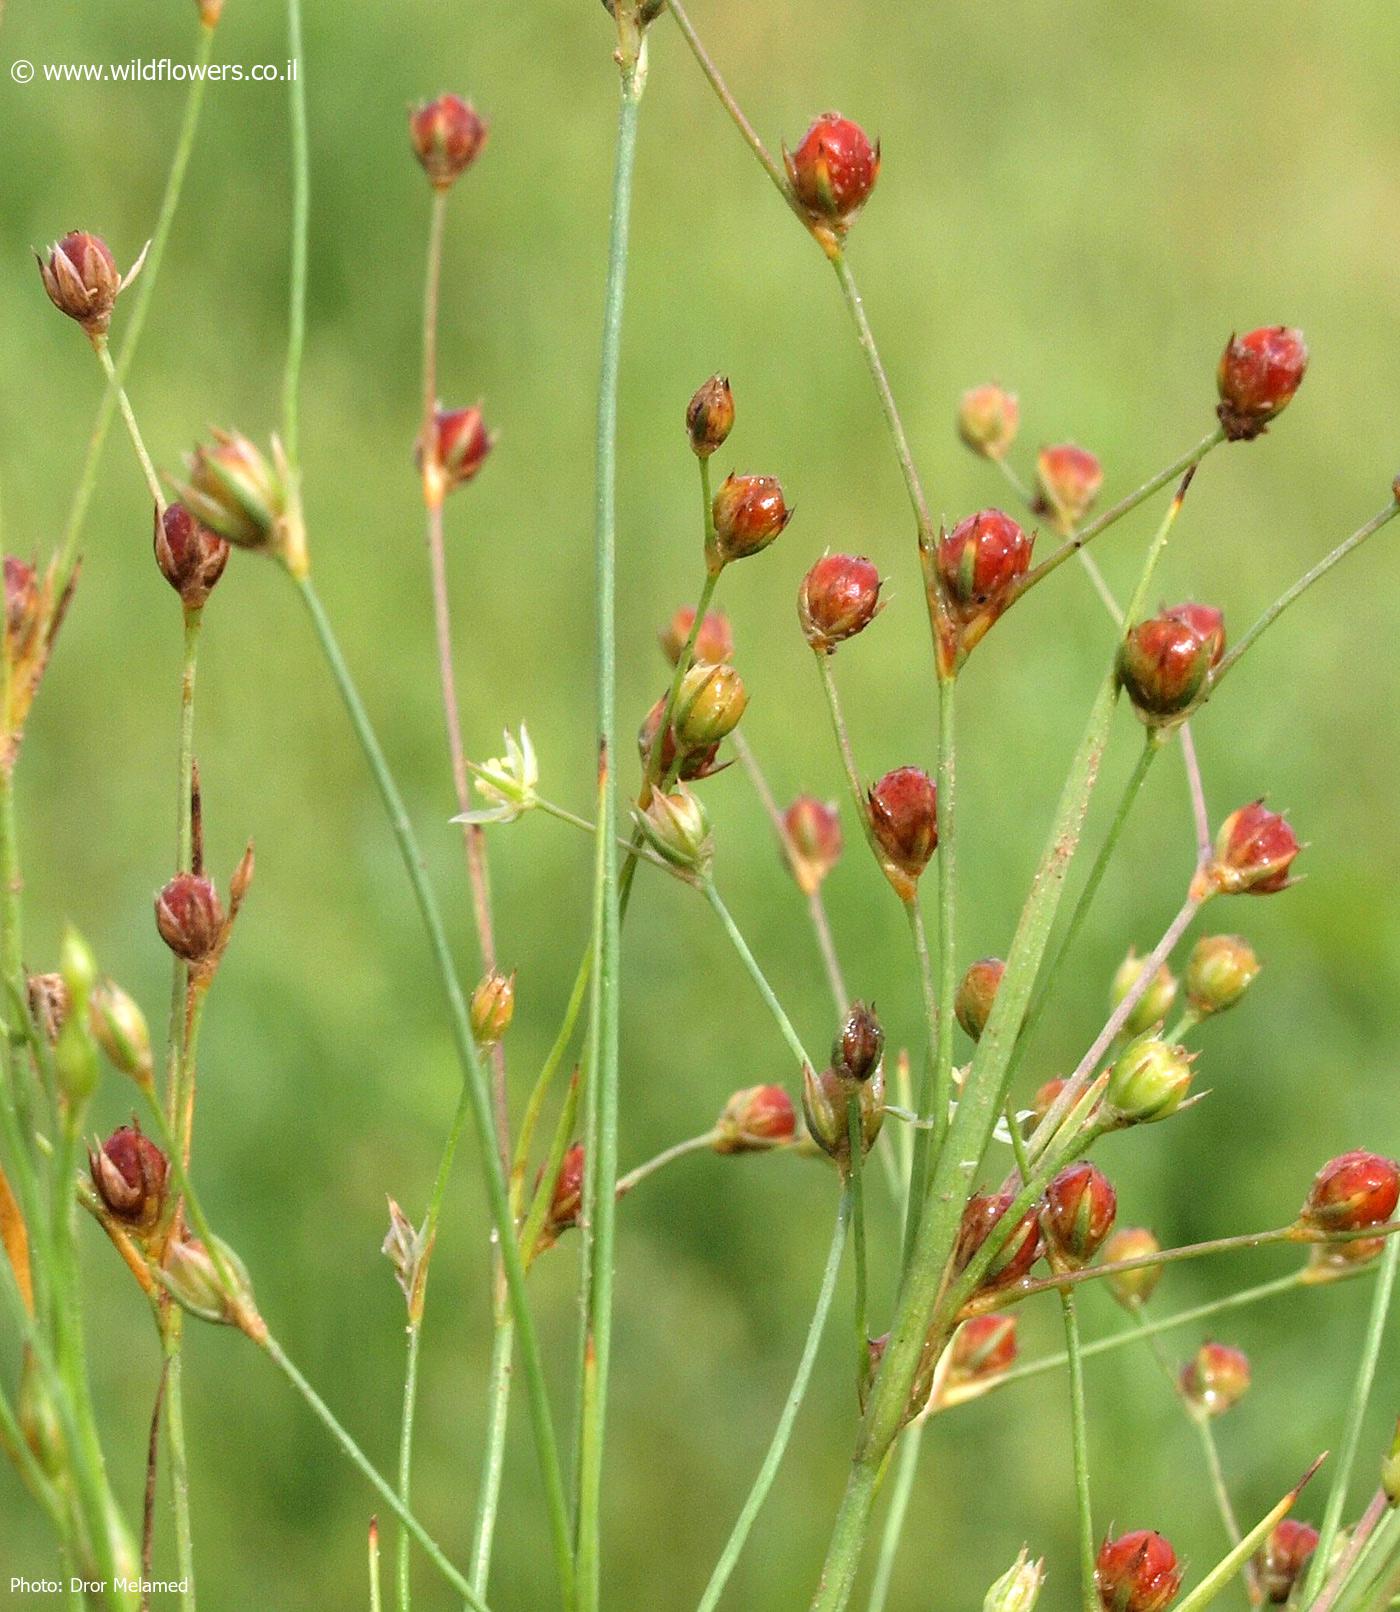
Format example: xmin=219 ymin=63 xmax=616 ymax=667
xmin=94 ymin=343 xmax=164 ymax=512
xmin=847 ymin=1098 xmax=870 ymax=1385
xmin=864 ymin=1421 xmax=924 ymax=1612
xmin=1060 ymin=1287 xmax=1097 ymax=1612
xmin=282 ymin=0 xmax=309 ymax=463
xmin=701 ymin=881 xmax=817 ymax=1073
xmin=616 ymin=1132 xmax=715 ymax=1198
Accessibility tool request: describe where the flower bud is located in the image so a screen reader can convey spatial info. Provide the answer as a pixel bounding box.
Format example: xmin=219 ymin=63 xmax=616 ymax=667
xmin=834 ymin=1001 xmax=884 ymax=1084
xmin=956 ymin=958 xmax=1005 ymax=1042
xmin=1034 ymin=444 xmax=1103 ymax=535
xmin=409 ymin=95 xmax=488 ymax=189
xmin=1301 ymin=1150 xmax=1399 ymax=1233
xmin=154 ymin=504 xmax=230 ymax=611
xmin=984 ymin=1550 xmax=1044 ymax=1612
xmin=470 ymin=969 xmax=515 ymax=1046
xmin=948 ymin=1313 xmax=1018 ymax=1384
xmin=798 ymin=554 xmax=884 ymax=653
xmin=1106 ymin=1035 xmax=1193 ymax=1125
xmin=868 ymin=767 xmax=938 ymax=893
xmin=1184 ymin=935 xmax=1259 ymax=1016
xmin=783 ymin=796 xmax=843 ymax=895
xmin=1102 ymin=1227 xmax=1164 ymax=1307
xmin=711 ymin=474 xmax=792 ymax=566
xmin=673 ymin=662 xmax=748 ymax=749
xmin=713 ymin=1084 xmax=796 ymax=1154
xmin=89 ymin=1126 xmax=168 ymax=1234
xmin=1207 ymin=803 xmax=1301 ymax=896
xmin=1043 ymin=1162 xmax=1117 ymax=1269
xmin=155 ymin=872 xmax=224 ymax=963
xmin=37 ymin=232 xmax=124 ymax=338
xmin=423 ymin=406 xmax=494 ymax=497
xmin=60 ymin=927 xmax=98 ymax=1005
xmin=659 ymin=606 xmax=733 ymax=667
xmin=1217 ymin=326 xmax=1308 ymax=441
xmin=1111 ymin=951 xmax=1178 ymax=1037
xmin=802 ymin=1063 xmax=885 ymax=1164
xmin=784 ymin=113 xmax=880 ymax=235
xmin=1255 ymin=1520 xmax=1319 ymax=1604
xmin=161 ymin=1233 xmax=262 ymax=1336
xmin=172 ymin=430 xmax=302 ymax=572
xmin=1095 ymin=1531 xmax=1181 ymax=1612
xmin=89 ymin=980 xmax=154 ymax=1089
xmin=937 ymin=509 xmax=1034 ymax=618
xmin=1117 ymin=614 xmax=1215 ymax=722
xmin=685 ymin=375 xmax=735 ymax=458
xmin=1180 ymin=1340 xmax=1251 ymax=1417
xmin=958 ymin=385 xmax=1020 ymax=461
xmin=635 ymin=785 xmax=714 ymax=877
xmin=955 ymin=1191 xmax=1044 ymax=1291
xmin=1163 ymin=602 xmax=1226 ymax=668
xmin=538 ymin=1143 xmax=585 ymax=1249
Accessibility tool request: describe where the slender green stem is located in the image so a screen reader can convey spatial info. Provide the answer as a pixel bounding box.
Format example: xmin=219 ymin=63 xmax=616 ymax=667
xmin=701 ymin=881 xmax=816 ymax=1072
xmin=1060 ymin=1286 xmax=1097 ymax=1612
xmin=575 ymin=37 xmax=647 ymax=1610
xmin=293 ymin=575 xmax=574 ymax=1607
xmin=616 ymin=1132 xmax=715 ymax=1198
xmin=370 ymin=1519 xmax=384 ymax=1612
xmin=55 ymin=21 xmax=216 ymax=589
xmin=695 ymin=1191 xmax=851 ymax=1612
xmin=900 ymin=898 xmax=940 ymax=1263
xmin=1211 ymin=501 xmax=1400 ymax=690
xmin=163 ymin=1344 xmax=195 ymax=1606
xmin=282 ymin=0 xmax=308 ymax=463
xmin=864 ymin=1420 xmax=924 ymax=1612
xmin=1302 ymin=1235 xmax=1400 ymax=1601
xmin=512 ymin=953 xmax=591 ymax=1210
xmin=1173 ymin=1462 xmax=1324 ymax=1612
xmin=261 ymin=1333 xmax=490 ymax=1611
xmin=815 ymin=657 xmax=878 ymax=860
xmin=95 ymin=344 xmax=164 ymax=511
xmin=469 ymin=1318 xmax=514 ymax=1599
xmin=395 ymin=1321 xmax=422 ymax=1612
xmin=847 ymin=1098 xmax=869 ymax=1384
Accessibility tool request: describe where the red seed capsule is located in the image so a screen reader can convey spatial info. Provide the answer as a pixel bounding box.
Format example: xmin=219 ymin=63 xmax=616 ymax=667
xmin=713 ymin=1085 xmax=796 ymax=1153
xmin=1117 ymin=613 xmax=1215 ymax=721
xmin=1042 ymin=1161 xmax=1117 ymax=1269
xmin=868 ymin=768 xmax=939 ymax=890
xmin=685 ymin=375 xmax=735 ymax=459
xmin=1302 ymin=1150 xmax=1400 ymax=1232
xmin=1256 ymin=1520 xmax=1319 ymax=1604
xmin=785 ymin=113 xmax=880 ymax=234
xmin=1217 ymin=326 xmax=1308 ymax=441
xmin=1208 ymin=802 xmax=1301 ymax=895
xmin=955 ymin=1191 xmax=1044 ymax=1290
xmin=783 ymin=796 xmax=843 ymax=894
xmin=1180 ymin=1340 xmax=1251 ymax=1416
xmin=88 ymin=1126 xmax=169 ymax=1234
xmin=1095 ymin=1531 xmax=1181 ymax=1612
xmin=936 ymin=509 xmax=1034 ymax=617
xmin=833 ymin=1001 xmax=884 ymax=1084
xmin=538 ymin=1143 xmax=585 ymax=1250
xmin=798 ymin=553 xmax=883 ymax=653
xmin=711 ymin=474 xmax=792 ymax=565
xmin=955 ymin=958 xmax=1005 ymax=1042
xmin=1034 ymin=444 xmax=1103 ymax=534
xmin=37 ymin=232 xmax=122 ymax=337
xmin=409 ymin=95 xmax=488 ymax=189
xmin=659 ymin=606 xmax=734 ymax=667
xmin=957 ymin=385 xmax=1020 ymax=461
xmin=154 ymin=873 xmax=224 ymax=963
xmin=946 ymin=1313 xmax=1018 ymax=1382
xmin=424 ymin=407 xmax=494 ymax=495
xmin=155 ymin=504 xmax=230 ymax=611
xmin=1163 ymin=602 xmax=1226 ymax=667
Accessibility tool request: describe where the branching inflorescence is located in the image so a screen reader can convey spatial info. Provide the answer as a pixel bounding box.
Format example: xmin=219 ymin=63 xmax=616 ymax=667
xmin=2 ymin=2 xmax=1399 ymax=1611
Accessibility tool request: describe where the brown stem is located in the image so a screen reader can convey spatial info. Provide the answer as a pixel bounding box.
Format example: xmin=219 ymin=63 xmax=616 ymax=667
xmin=140 ymin=1359 xmax=170 ymax=1610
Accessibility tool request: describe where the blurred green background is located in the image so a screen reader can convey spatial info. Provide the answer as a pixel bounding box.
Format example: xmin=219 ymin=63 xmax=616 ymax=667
xmin=2 ymin=0 xmax=1399 ymax=1606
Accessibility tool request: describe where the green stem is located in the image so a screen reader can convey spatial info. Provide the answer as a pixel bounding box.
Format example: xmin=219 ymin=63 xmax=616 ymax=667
xmin=293 ymin=575 xmax=574 ymax=1608
xmin=55 ymin=20 xmax=216 ymax=588
xmin=1302 ymin=1234 xmax=1400 ymax=1602
xmin=695 ymin=1191 xmax=851 ymax=1612
xmin=1060 ymin=1286 xmax=1097 ymax=1612
xmin=261 ymin=1333 xmax=490 ymax=1612
xmin=163 ymin=1344 xmax=195 ymax=1606
xmin=94 ymin=343 xmax=164 ymax=511
xmin=701 ymin=881 xmax=816 ymax=1072
xmin=282 ymin=0 xmax=308 ymax=463
xmin=863 ymin=1420 xmax=924 ymax=1612
xmin=847 ymin=1098 xmax=869 ymax=1385
xmin=395 ymin=1321 xmax=422 ymax=1612
xmin=616 ymin=1131 xmax=715 ymax=1198
xmin=575 ymin=36 xmax=647 ymax=1610
xmin=370 ymin=1519 xmax=384 ymax=1612
xmin=1173 ymin=1462 xmax=1324 ymax=1612
xmin=900 ymin=898 xmax=940 ymax=1263
xmin=468 ymin=1317 xmax=514 ymax=1599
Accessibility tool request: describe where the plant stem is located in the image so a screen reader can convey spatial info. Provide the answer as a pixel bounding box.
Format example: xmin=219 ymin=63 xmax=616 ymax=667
xmin=55 ymin=19 xmax=216 ymax=588
xmin=847 ymin=1099 xmax=870 ymax=1384
xmin=701 ymin=881 xmax=816 ymax=1072
xmin=370 ymin=1519 xmax=383 ymax=1612
xmin=293 ymin=575 xmax=574 ymax=1607
xmin=95 ymin=343 xmax=164 ymax=511
xmin=695 ymin=1190 xmax=851 ymax=1612
xmin=260 ymin=1333 xmax=489 ymax=1611
xmin=1173 ymin=1460 xmax=1324 ymax=1612
xmin=282 ymin=0 xmax=308 ymax=464
xmin=1212 ymin=501 xmax=1400 ymax=689
xmin=615 ymin=1132 xmax=715 ymax=1198
xmin=469 ymin=1316 xmax=514 ymax=1598
xmin=900 ymin=898 xmax=940 ymax=1262
xmin=927 ymin=673 xmax=958 ymax=1237
xmin=395 ymin=1319 xmax=421 ymax=1612
xmin=575 ymin=32 xmax=647 ymax=1609
xmin=1302 ymin=1234 xmax=1400 ymax=1601
xmin=864 ymin=1420 xmax=924 ymax=1612
xmin=1060 ymin=1286 xmax=1097 ymax=1612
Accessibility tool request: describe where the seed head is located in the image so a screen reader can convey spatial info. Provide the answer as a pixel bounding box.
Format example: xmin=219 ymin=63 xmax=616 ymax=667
xmin=537 ymin=1143 xmax=585 ymax=1251
xmin=154 ymin=872 xmax=224 ymax=963
xmin=1043 ymin=1161 xmax=1118 ymax=1269
xmin=955 ymin=958 xmax=1005 ymax=1042
xmin=955 ymin=1190 xmax=1044 ymax=1291
xmin=171 ymin=430 xmax=303 ymax=573
xmin=802 ymin=1062 xmax=885 ymax=1164
xmin=784 ymin=113 xmax=880 ymax=236
xmin=1095 ymin=1531 xmax=1181 ymax=1612
xmin=409 ymin=95 xmax=488 ymax=189
xmin=1034 ymin=444 xmax=1103 ymax=535
xmin=89 ymin=1126 xmax=168 ymax=1234
xmin=713 ymin=1084 xmax=796 ymax=1154
xmin=685 ymin=375 xmax=735 ymax=459
xmin=155 ymin=504 xmax=230 ymax=611
xmin=1111 ymin=951 xmax=1178 ymax=1037
xmin=636 ymin=695 xmax=723 ymax=784
xmin=1031 ymin=1077 xmax=1069 ymax=1127
xmin=470 ymin=969 xmax=516 ymax=1046
xmin=1217 ymin=326 xmax=1308 ymax=441
xmin=89 ymin=980 xmax=154 ymax=1089
xmin=937 ymin=509 xmax=1034 ymax=618
xmin=1301 ymin=1150 xmax=1399 ymax=1233
xmin=673 ymin=662 xmax=748 ymax=749
xmin=1255 ymin=1520 xmax=1319 ymax=1604
xmin=1208 ymin=802 xmax=1301 ymax=896
xmin=798 ymin=554 xmax=884 ymax=653
xmin=422 ymin=406 xmax=495 ymax=500
xmin=957 ymin=385 xmax=1020 ymax=461
xmin=37 ymin=232 xmax=126 ymax=339
xmin=1180 ymin=1340 xmax=1251 ymax=1416
xmin=868 ymin=767 xmax=938 ymax=894
xmin=711 ymin=474 xmax=792 ymax=566
xmin=983 ymin=1550 xmax=1045 ymax=1612
xmin=659 ymin=606 xmax=733 ymax=667
xmin=783 ymin=796 xmax=843 ymax=895
xmin=1102 ymin=1227 xmax=1164 ymax=1307
xmin=1117 ymin=613 xmax=1215 ymax=722
xmin=1106 ymin=1034 xmax=1193 ymax=1126
xmin=1184 ymin=935 xmax=1260 ymax=1016
xmin=948 ymin=1313 xmax=1019 ymax=1384
xmin=1163 ymin=601 xmax=1226 ymax=667
xmin=635 ymin=785 xmax=714 ymax=878
xmin=833 ymin=1001 xmax=884 ymax=1085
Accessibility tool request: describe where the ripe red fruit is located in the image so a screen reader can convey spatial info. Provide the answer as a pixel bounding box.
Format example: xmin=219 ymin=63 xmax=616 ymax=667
xmin=1217 ymin=326 xmax=1308 ymax=440
xmin=154 ymin=873 xmax=224 ymax=963
xmin=659 ymin=606 xmax=734 ymax=668
xmin=685 ymin=375 xmax=735 ymax=459
xmin=537 ymin=1143 xmax=585 ymax=1251
xmin=37 ymin=232 xmax=122 ymax=337
xmin=1035 ymin=444 xmax=1104 ymax=534
xmin=937 ymin=510 xmax=1034 ymax=617
xmin=1117 ymin=613 xmax=1215 ymax=721
xmin=155 ymin=504 xmax=230 ymax=611
xmin=783 ymin=796 xmax=843 ymax=894
xmin=833 ymin=1001 xmax=884 ymax=1084
xmin=867 ymin=767 xmax=939 ymax=894
xmin=424 ymin=407 xmax=494 ymax=497
xmin=1042 ymin=1161 xmax=1118 ymax=1269
xmin=409 ymin=95 xmax=488 ymax=189
xmin=88 ymin=1126 xmax=169 ymax=1234
xmin=711 ymin=474 xmax=792 ymax=565
xmin=798 ymin=554 xmax=883 ymax=653
xmin=955 ymin=1191 xmax=1044 ymax=1291
xmin=1095 ymin=1531 xmax=1181 ymax=1612
xmin=785 ymin=113 xmax=880 ymax=234
xmin=1163 ymin=602 xmax=1226 ymax=667
xmin=946 ymin=1313 xmax=1018 ymax=1382
xmin=1180 ymin=1340 xmax=1251 ymax=1416
xmin=955 ymin=958 xmax=1005 ymax=1042
xmin=713 ymin=1085 xmax=796 ymax=1153
xmin=1256 ymin=1519 xmax=1319 ymax=1604
xmin=1302 ymin=1150 xmax=1400 ymax=1232
xmin=1208 ymin=802 xmax=1301 ymax=895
